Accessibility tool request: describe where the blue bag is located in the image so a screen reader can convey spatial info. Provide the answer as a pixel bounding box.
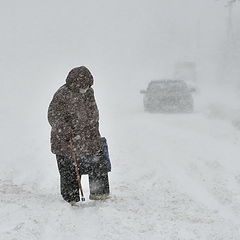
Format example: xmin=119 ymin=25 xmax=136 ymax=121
xmin=101 ymin=137 xmax=111 ymax=172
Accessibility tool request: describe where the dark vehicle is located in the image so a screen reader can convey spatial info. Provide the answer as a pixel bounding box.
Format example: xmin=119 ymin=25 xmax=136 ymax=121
xmin=140 ymin=80 xmax=194 ymax=113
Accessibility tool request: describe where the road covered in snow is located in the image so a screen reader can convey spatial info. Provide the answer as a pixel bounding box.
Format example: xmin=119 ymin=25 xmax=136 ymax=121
xmin=1 ymin=108 xmax=240 ymax=239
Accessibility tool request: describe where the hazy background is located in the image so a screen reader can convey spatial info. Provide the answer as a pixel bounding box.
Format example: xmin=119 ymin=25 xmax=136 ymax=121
xmin=0 ymin=0 xmax=240 ymax=187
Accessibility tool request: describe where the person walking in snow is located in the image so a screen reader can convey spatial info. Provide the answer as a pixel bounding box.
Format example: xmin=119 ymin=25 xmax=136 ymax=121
xmin=48 ymin=66 xmax=110 ymax=205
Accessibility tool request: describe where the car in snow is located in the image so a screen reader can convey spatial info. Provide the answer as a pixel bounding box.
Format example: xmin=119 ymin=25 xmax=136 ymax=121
xmin=140 ymin=80 xmax=194 ymax=113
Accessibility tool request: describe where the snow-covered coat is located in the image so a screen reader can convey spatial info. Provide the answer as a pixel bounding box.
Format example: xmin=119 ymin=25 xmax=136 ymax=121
xmin=48 ymin=66 xmax=101 ymax=156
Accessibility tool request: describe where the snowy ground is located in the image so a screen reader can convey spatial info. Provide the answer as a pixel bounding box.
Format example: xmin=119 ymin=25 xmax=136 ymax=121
xmin=1 ymin=98 xmax=240 ymax=240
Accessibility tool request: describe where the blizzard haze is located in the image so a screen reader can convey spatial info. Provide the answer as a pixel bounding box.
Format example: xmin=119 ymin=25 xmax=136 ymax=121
xmin=1 ymin=0 xmax=240 ymax=239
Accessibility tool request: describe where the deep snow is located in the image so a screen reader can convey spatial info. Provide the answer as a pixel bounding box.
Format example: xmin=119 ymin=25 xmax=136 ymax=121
xmin=1 ymin=95 xmax=240 ymax=239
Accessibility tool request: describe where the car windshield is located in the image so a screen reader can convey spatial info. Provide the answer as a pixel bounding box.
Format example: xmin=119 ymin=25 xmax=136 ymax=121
xmin=148 ymin=81 xmax=188 ymax=93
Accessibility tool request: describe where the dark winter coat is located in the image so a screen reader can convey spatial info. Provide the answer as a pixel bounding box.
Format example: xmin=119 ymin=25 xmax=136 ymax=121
xmin=48 ymin=66 xmax=102 ymax=156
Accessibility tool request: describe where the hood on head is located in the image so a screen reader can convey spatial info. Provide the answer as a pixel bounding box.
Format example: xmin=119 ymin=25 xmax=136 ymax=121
xmin=66 ymin=66 xmax=94 ymax=91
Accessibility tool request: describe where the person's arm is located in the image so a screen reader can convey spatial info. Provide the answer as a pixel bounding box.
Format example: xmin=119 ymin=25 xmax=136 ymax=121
xmin=85 ymin=88 xmax=102 ymax=152
xmin=86 ymin=88 xmax=99 ymax=125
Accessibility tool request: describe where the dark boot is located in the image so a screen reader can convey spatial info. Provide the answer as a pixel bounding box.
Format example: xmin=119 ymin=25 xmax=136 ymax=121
xmin=89 ymin=172 xmax=110 ymax=200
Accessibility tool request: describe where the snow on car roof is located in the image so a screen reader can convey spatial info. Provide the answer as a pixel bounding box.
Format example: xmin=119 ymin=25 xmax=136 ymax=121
xmin=150 ymin=79 xmax=185 ymax=84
